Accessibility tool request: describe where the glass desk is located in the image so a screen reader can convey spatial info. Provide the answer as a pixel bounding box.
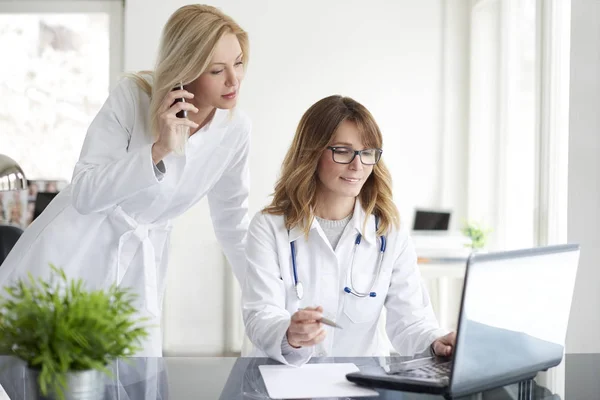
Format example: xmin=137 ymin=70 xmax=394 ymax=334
xmin=0 ymin=354 xmax=595 ymax=399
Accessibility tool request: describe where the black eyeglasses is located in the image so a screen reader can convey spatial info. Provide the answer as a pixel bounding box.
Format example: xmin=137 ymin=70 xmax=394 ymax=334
xmin=327 ymin=146 xmax=383 ymax=165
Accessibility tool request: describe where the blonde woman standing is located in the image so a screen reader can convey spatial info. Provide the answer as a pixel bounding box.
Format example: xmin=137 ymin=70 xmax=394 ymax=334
xmin=243 ymin=96 xmax=456 ymax=365
xmin=0 ymin=5 xmax=251 ymax=356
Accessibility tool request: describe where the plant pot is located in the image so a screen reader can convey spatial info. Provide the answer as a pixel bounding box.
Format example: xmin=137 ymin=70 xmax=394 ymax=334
xmin=26 ymin=368 xmax=105 ymax=400
xmin=470 ymin=248 xmax=488 ymax=254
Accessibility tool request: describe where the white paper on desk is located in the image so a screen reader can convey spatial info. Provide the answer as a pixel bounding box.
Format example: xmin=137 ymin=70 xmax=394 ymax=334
xmin=259 ymin=363 xmax=379 ymax=399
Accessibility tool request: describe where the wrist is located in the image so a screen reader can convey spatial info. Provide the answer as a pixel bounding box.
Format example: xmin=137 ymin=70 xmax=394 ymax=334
xmin=287 ymin=332 xmax=301 ymax=349
xmin=151 ymin=143 xmax=170 ymax=163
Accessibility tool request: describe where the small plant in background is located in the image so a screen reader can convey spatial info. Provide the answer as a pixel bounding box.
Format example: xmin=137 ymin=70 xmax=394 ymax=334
xmin=461 ymin=221 xmax=492 ymax=250
xmin=0 ymin=265 xmax=149 ymax=400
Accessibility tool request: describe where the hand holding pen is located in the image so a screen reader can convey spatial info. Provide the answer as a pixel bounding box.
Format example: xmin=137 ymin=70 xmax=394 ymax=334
xmin=286 ymin=306 xmax=343 ymax=349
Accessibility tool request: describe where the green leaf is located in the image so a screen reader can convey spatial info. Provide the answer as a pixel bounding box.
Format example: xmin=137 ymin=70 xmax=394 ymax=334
xmin=461 ymin=220 xmax=492 ymax=249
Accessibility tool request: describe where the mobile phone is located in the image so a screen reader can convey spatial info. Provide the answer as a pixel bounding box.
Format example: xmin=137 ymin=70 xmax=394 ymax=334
xmin=172 ymin=83 xmax=187 ymax=119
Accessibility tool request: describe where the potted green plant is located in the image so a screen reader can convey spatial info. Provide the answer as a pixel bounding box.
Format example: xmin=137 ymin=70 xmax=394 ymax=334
xmin=461 ymin=221 xmax=492 ymax=251
xmin=0 ymin=265 xmax=149 ymax=400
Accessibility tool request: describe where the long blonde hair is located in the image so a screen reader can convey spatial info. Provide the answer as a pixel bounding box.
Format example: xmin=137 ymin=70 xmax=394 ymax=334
xmin=264 ymin=95 xmax=400 ymax=236
xmin=129 ymin=4 xmax=249 ymax=139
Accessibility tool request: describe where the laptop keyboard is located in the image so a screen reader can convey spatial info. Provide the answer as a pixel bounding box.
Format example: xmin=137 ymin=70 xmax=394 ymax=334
xmin=388 ymin=360 xmax=452 ymax=380
xmin=403 ymin=361 xmax=452 ymax=379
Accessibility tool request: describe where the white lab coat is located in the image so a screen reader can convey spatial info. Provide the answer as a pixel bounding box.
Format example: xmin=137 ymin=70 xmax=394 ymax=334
xmin=242 ymin=200 xmax=446 ymax=366
xmin=0 ymin=77 xmax=251 ymax=356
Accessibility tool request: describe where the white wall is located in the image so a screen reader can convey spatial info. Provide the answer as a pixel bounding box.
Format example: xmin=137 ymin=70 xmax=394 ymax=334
xmin=566 ymin=0 xmax=600 ymax=354
xmin=123 ymin=0 xmax=457 ymax=355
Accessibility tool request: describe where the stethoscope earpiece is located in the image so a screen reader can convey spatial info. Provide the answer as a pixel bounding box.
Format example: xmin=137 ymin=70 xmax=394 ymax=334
xmin=343 ymin=287 xmax=378 ymax=298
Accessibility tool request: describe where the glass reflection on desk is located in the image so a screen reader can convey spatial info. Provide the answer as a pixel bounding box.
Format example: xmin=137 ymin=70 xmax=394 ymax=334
xmin=0 ymin=356 xmax=559 ymax=400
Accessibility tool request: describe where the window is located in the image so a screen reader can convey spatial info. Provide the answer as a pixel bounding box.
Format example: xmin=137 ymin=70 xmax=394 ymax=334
xmin=0 ymin=0 xmax=122 ymax=182
xmin=467 ymin=0 xmax=568 ymax=251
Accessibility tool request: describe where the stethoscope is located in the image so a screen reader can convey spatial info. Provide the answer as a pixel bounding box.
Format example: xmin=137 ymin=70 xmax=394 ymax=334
xmin=290 ymin=216 xmax=387 ymax=299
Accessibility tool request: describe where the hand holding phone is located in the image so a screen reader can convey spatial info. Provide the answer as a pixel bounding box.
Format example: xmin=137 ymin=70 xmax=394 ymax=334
xmin=152 ymin=83 xmax=198 ymax=162
xmin=171 ymin=83 xmax=190 ymax=155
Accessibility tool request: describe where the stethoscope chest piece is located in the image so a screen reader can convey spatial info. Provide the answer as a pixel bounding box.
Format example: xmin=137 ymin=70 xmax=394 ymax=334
xmin=295 ymin=281 xmax=304 ymax=300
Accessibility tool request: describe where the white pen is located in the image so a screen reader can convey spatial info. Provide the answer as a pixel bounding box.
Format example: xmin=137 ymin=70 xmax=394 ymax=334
xmin=319 ymin=316 xmax=343 ymax=329
xmin=298 ymin=308 xmax=343 ymax=329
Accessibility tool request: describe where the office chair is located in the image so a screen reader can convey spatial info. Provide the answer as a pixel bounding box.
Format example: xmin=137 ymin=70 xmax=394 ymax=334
xmin=0 ymin=225 xmax=23 ymax=265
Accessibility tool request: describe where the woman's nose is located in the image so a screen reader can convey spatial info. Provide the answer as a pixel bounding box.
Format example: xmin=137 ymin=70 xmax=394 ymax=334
xmin=225 ymin=67 xmax=239 ymax=88
xmin=349 ymin=153 xmax=363 ymax=170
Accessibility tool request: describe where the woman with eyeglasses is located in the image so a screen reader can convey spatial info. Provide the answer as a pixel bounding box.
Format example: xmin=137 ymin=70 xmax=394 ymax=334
xmin=242 ymin=95 xmax=456 ymax=365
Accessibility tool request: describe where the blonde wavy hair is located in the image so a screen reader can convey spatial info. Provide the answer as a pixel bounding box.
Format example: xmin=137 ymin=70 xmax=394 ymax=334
xmin=264 ymin=95 xmax=400 ymax=236
xmin=129 ymin=4 xmax=249 ymax=139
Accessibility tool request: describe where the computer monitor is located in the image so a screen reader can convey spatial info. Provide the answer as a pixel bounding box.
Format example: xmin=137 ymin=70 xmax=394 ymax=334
xmin=33 ymin=192 xmax=58 ymax=221
xmin=413 ymin=209 xmax=451 ymax=231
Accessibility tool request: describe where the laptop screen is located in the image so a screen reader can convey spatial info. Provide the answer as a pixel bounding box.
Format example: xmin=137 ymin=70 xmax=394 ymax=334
xmin=450 ymin=245 xmax=579 ymax=396
xmin=413 ymin=210 xmax=450 ymax=231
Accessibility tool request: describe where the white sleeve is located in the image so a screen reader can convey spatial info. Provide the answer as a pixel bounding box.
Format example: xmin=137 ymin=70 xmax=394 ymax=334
xmin=70 ymin=78 xmax=162 ymax=215
xmin=153 ymin=160 xmax=166 ymax=178
xmin=280 ymin=331 xmax=313 ymax=366
xmin=242 ymin=213 xmax=313 ymax=366
xmin=207 ymin=127 xmax=251 ymax=285
xmin=385 ymin=233 xmax=449 ymax=356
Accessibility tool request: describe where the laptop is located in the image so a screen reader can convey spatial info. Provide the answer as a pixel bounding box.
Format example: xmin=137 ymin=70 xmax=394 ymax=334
xmin=413 ymin=209 xmax=451 ymax=231
xmin=346 ymin=244 xmax=580 ymax=398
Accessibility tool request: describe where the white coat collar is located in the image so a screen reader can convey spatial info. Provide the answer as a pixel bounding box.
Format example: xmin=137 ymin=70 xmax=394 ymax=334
xmin=287 ymin=214 xmax=318 ymax=243
xmin=186 ymin=108 xmax=230 ymax=153
xmin=350 ymin=199 xmax=377 ymax=245
xmin=287 ymin=198 xmax=376 ymax=244
xmin=206 ymin=107 xmax=231 ymax=130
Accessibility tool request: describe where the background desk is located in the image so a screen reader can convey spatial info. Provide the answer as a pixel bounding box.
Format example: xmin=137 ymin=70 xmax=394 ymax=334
xmin=419 ymin=258 xmax=467 ymax=331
